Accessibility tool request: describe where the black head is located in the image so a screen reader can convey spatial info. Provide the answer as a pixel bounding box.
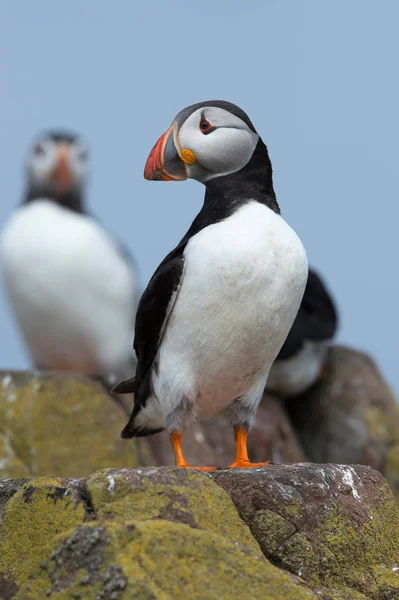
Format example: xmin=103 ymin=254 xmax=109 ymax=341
xmin=24 ymin=130 xmax=89 ymax=212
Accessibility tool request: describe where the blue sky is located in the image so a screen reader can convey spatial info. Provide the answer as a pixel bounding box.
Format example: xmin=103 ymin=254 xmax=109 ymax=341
xmin=1 ymin=1 xmax=398 ymax=393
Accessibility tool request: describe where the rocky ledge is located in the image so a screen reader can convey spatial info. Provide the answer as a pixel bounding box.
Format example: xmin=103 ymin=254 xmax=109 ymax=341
xmin=0 ymin=464 xmax=398 ymax=600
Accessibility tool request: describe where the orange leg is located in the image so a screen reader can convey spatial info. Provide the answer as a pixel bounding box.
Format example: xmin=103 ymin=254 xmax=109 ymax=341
xmin=170 ymin=432 xmax=216 ymax=472
xmin=226 ymin=428 xmax=270 ymax=469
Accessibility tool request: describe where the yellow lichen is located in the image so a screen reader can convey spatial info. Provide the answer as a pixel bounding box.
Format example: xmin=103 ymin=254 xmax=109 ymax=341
xmin=384 ymin=442 xmax=399 ymax=504
xmin=17 ymin=520 xmax=316 ymax=600
xmin=364 ymin=405 xmax=397 ymax=445
xmin=0 ymin=478 xmax=85 ymax=587
xmin=0 ymin=372 xmax=151 ymax=478
xmin=86 ymin=467 xmax=257 ymax=550
xmin=313 ymin=490 xmax=399 ymax=596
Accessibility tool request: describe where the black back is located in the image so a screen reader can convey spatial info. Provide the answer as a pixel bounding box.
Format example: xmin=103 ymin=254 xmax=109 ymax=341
xmin=276 ymin=269 xmax=338 ymax=360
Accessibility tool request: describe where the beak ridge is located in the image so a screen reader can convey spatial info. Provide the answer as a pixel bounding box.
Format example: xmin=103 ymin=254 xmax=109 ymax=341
xmin=51 ymin=147 xmax=70 ymax=193
xmin=144 ymin=127 xmax=187 ymax=181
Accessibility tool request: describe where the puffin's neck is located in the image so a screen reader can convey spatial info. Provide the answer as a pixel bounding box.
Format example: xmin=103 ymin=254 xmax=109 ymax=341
xmin=203 ymin=138 xmax=280 ymax=216
xmin=23 ymin=187 xmax=85 ymax=214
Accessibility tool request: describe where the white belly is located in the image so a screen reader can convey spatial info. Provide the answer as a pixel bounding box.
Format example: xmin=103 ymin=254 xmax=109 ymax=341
xmin=154 ymin=201 xmax=308 ymax=419
xmin=267 ymin=340 xmax=329 ymax=397
xmin=1 ymin=200 xmax=136 ymax=375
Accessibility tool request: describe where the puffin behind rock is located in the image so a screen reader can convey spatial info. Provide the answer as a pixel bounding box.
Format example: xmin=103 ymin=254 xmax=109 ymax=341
xmin=1 ymin=131 xmax=137 ymax=380
xmin=267 ymin=268 xmax=338 ymax=397
xmin=115 ymin=100 xmax=308 ymax=470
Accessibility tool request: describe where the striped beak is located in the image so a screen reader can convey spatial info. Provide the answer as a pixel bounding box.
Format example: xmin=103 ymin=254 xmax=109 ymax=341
xmin=144 ymin=126 xmax=187 ymax=181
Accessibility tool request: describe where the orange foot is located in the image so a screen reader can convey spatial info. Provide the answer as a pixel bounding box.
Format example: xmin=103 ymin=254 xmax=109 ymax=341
xmin=227 ymin=428 xmax=271 ymax=469
xmin=170 ymin=432 xmax=216 ymax=471
xmin=178 ymin=464 xmax=217 ymax=472
xmin=226 ymin=459 xmax=270 ymax=469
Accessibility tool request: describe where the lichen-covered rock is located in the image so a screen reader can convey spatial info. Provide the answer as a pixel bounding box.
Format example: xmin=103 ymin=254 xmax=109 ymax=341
xmin=1 ymin=465 xmax=399 ymax=599
xmin=286 ymin=346 xmax=399 ymax=503
xmin=212 ymin=463 xmax=399 ymax=599
xmin=85 ymin=467 xmax=258 ymax=549
xmin=0 ymin=477 xmax=85 ymax=596
xmin=148 ymin=392 xmax=305 ymax=469
xmin=0 ymin=467 xmax=315 ymax=600
xmin=0 ymin=370 xmax=151 ymax=478
xmin=17 ymin=520 xmax=316 ymax=600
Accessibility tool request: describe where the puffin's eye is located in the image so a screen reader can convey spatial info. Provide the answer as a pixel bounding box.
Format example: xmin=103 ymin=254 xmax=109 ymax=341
xmin=199 ymin=117 xmax=215 ymax=135
xmin=33 ymin=144 xmax=45 ymax=156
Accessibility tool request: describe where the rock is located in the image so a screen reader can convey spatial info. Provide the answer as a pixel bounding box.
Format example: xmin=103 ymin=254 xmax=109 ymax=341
xmin=85 ymin=466 xmax=259 ymax=546
xmin=212 ymin=463 xmax=399 ymax=599
xmin=148 ymin=392 xmax=305 ymax=469
xmin=286 ymin=346 xmax=399 ymax=503
xmin=0 ymin=467 xmax=315 ymax=600
xmin=0 ymin=371 xmax=152 ymax=478
xmin=19 ymin=519 xmax=316 ymax=600
xmin=0 ymin=477 xmax=85 ymax=597
xmin=0 ymin=465 xmax=398 ymax=599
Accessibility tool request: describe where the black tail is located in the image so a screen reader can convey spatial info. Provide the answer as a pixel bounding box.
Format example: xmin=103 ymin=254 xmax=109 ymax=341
xmin=118 ymin=373 xmax=165 ymax=439
xmin=121 ymin=405 xmax=164 ymax=439
xmin=112 ymin=376 xmax=136 ymax=394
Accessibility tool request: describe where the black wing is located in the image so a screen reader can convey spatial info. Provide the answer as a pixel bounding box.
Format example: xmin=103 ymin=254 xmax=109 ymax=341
xmin=277 ymin=269 xmax=338 ymax=360
xmin=113 ymin=241 xmax=187 ymax=395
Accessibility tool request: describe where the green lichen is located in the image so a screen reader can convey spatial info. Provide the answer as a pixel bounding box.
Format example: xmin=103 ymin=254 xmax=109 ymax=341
xmin=272 ymin=530 xmax=338 ymax=586
xmin=85 ymin=467 xmax=257 ymax=550
xmin=364 ymin=406 xmax=397 ymax=445
xmin=384 ymin=442 xmax=399 ymax=504
xmin=0 ymin=372 xmax=151 ymax=478
xmin=0 ymin=433 xmax=29 ymax=478
xmin=312 ymin=490 xmax=399 ymax=598
xmin=0 ymin=477 xmax=85 ymax=589
xmin=250 ymin=509 xmax=296 ymax=556
xmin=316 ymin=588 xmax=369 ymax=599
xmin=17 ymin=520 xmax=316 ymax=600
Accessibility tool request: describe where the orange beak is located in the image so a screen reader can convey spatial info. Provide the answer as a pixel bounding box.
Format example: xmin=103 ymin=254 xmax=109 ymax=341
xmin=144 ymin=127 xmax=187 ymax=181
xmin=51 ymin=146 xmax=70 ymax=194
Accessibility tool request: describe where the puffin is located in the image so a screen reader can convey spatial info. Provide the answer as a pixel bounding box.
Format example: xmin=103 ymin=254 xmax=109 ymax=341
xmin=266 ymin=268 xmax=338 ymax=397
xmin=115 ymin=100 xmax=308 ymax=470
xmin=1 ymin=131 xmax=137 ymax=380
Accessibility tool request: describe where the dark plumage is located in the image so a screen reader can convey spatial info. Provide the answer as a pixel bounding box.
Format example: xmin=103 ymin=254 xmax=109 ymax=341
xmin=266 ymin=268 xmax=338 ymax=397
xmin=277 ymin=269 xmax=337 ymax=360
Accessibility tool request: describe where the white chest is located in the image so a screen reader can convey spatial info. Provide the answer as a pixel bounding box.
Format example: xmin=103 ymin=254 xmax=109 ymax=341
xmin=1 ymin=200 xmax=135 ymax=373
xmin=157 ymin=201 xmax=308 ymax=416
xmin=267 ymin=340 xmax=329 ymax=397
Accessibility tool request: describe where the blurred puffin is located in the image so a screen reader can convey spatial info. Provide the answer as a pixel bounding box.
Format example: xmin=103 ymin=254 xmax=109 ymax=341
xmin=1 ymin=131 xmax=137 ymax=380
xmin=267 ymin=268 xmax=338 ymax=397
xmin=114 ymin=100 xmax=308 ymax=470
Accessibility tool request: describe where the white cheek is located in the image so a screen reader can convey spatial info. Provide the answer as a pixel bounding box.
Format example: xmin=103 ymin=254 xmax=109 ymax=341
xmin=186 ymin=129 xmax=258 ymax=177
xmin=70 ymin=156 xmax=88 ymax=181
xmin=29 ymin=152 xmax=58 ymax=181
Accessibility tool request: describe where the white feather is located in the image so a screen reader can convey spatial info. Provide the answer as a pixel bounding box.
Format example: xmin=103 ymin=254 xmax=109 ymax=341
xmin=267 ymin=340 xmax=329 ymax=397
xmin=135 ymin=201 xmax=308 ymax=431
xmin=1 ymin=200 xmax=136 ymax=375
